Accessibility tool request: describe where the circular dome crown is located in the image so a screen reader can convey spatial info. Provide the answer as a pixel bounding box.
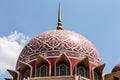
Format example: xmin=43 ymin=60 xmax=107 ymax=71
xmin=112 ymin=64 xmax=120 ymax=73
xmin=17 ymin=30 xmax=101 ymax=69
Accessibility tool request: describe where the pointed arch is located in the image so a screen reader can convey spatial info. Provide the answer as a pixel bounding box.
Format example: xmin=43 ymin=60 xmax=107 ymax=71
xmin=19 ymin=61 xmax=32 ymax=80
xmin=7 ymin=69 xmax=19 ymax=80
xmin=35 ymin=55 xmax=51 ymax=77
xmin=55 ymin=53 xmax=71 ymax=76
xmin=93 ymin=64 xmax=105 ymax=80
xmin=76 ymin=57 xmax=90 ymax=78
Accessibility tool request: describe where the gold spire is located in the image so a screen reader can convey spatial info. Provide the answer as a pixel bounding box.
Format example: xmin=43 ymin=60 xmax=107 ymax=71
xmin=57 ymin=3 xmax=63 ymax=30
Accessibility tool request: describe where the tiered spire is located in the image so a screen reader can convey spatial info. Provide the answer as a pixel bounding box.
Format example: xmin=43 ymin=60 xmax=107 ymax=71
xmin=57 ymin=3 xmax=63 ymax=30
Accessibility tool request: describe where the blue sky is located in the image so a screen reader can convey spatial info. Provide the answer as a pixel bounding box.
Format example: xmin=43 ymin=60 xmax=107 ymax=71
xmin=0 ymin=0 xmax=120 ymax=79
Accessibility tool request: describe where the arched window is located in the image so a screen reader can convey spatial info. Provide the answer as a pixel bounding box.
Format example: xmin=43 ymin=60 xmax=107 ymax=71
xmin=77 ymin=65 xmax=88 ymax=78
xmin=56 ymin=61 xmax=70 ymax=76
xmin=94 ymin=71 xmax=101 ymax=80
xmin=37 ymin=62 xmax=49 ymax=77
xmin=23 ymin=68 xmax=30 ymax=78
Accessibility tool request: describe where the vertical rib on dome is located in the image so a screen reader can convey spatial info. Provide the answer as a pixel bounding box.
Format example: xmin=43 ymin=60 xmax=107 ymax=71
xmin=57 ymin=3 xmax=63 ymax=30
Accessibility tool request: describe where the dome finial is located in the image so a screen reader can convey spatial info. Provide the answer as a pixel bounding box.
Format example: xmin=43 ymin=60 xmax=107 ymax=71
xmin=57 ymin=3 xmax=63 ymax=30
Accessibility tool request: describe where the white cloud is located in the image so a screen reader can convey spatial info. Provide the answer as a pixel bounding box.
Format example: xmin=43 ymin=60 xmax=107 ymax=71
xmin=0 ymin=31 xmax=29 ymax=75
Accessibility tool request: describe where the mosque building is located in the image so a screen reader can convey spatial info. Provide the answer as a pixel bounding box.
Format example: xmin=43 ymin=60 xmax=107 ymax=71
xmin=5 ymin=4 xmax=120 ymax=80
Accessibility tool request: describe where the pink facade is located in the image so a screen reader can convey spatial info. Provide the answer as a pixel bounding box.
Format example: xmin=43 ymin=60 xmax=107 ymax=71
xmin=13 ymin=30 xmax=103 ymax=80
xmin=17 ymin=30 xmax=101 ymax=68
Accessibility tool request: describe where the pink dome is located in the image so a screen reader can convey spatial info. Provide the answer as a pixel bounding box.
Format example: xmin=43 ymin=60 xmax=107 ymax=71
xmin=112 ymin=64 xmax=120 ymax=73
xmin=16 ymin=30 xmax=101 ymax=69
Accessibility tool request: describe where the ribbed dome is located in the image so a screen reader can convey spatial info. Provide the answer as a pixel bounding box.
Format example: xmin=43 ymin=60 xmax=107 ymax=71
xmin=112 ymin=64 xmax=120 ymax=73
xmin=16 ymin=30 xmax=101 ymax=69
